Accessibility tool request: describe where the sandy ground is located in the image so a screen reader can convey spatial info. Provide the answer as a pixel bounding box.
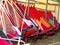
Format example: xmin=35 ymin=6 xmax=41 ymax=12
xmin=13 ymin=33 xmax=60 ymax=45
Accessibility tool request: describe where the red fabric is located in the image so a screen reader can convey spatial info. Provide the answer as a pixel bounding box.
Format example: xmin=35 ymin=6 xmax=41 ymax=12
xmin=22 ymin=29 xmax=35 ymax=37
xmin=16 ymin=3 xmax=37 ymax=37
xmin=18 ymin=19 xmax=36 ymax=37
xmin=7 ymin=31 xmax=18 ymax=38
xmin=0 ymin=37 xmax=13 ymax=45
xmin=58 ymin=29 xmax=60 ymax=32
xmin=48 ymin=11 xmax=54 ymax=18
xmin=29 ymin=7 xmax=54 ymax=32
xmin=16 ymin=3 xmax=25 ymax=11
xmin=29 ymin=7 xmax=40 ymax=20
xmin=17 ymin=3 xmax=56 ymax=35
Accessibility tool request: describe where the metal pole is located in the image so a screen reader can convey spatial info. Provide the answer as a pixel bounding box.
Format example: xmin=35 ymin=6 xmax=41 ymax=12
xmin=57 ymin=4 xmax=60 ymax=21
xmin=45 ymin=0 xmax=48 ymax=21
xmin=56 ymin=4 xmax=60 ymax=30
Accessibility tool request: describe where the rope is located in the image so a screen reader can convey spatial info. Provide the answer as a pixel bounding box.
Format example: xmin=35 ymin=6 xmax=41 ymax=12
xmin=0 ymin=2 xmax=25 ymax=45
xmin=7 ymin=1 xmax=21 ymax=35
xmin=0 ymin=4 xmax=19 ymax=38
xmin=20 ymin=4 xmax=28 ymax=33
xmin=12 ymin=1 xmax=24 ymax=17
xmin=12 ymin=1 xmax=38 ymax=28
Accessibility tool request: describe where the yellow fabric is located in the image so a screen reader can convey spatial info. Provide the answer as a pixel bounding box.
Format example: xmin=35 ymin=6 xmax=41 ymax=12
xmin=40 ymin=17 xmax=50 ymax=27
xmin=34 ymin=18 xmax=44 ymax=30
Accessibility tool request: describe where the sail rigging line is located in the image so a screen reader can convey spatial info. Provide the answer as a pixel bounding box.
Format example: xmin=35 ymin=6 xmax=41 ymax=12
xmin=12 ymin=1 xmax=38 ymax=28
xmin=0 ymin=1 xmax=26 ymax=45
xmin=0 ymin=4 xmax=7 ymax=36
xmin=1 ymin=3 xmax=23 ymax=45
xmin=11 ymin=1 xmax=28 ymax=33
xmin=6 ymin=1 xmax=21 ymax=35
xmin=12 ymin=1 xmax=24 ymax=17
xmin=20 ymin=3 xmax=28 ymax=33
xmin=7 ymin=1 xmax=27 ymax=33
xmin=6 ymin=1 xmax=19 ymax=28
xmin=0 ymin=4 xmax=21 ymax=37
xmin=5 ymin=1 xmax=17 ymax=26
xmin=11 ymin=1 xmax=27 ymax=45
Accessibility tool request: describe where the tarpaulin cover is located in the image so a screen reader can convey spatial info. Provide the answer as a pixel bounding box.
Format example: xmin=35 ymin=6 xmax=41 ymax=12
xmin=16 ymin=3 xmax=56 ymax=34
